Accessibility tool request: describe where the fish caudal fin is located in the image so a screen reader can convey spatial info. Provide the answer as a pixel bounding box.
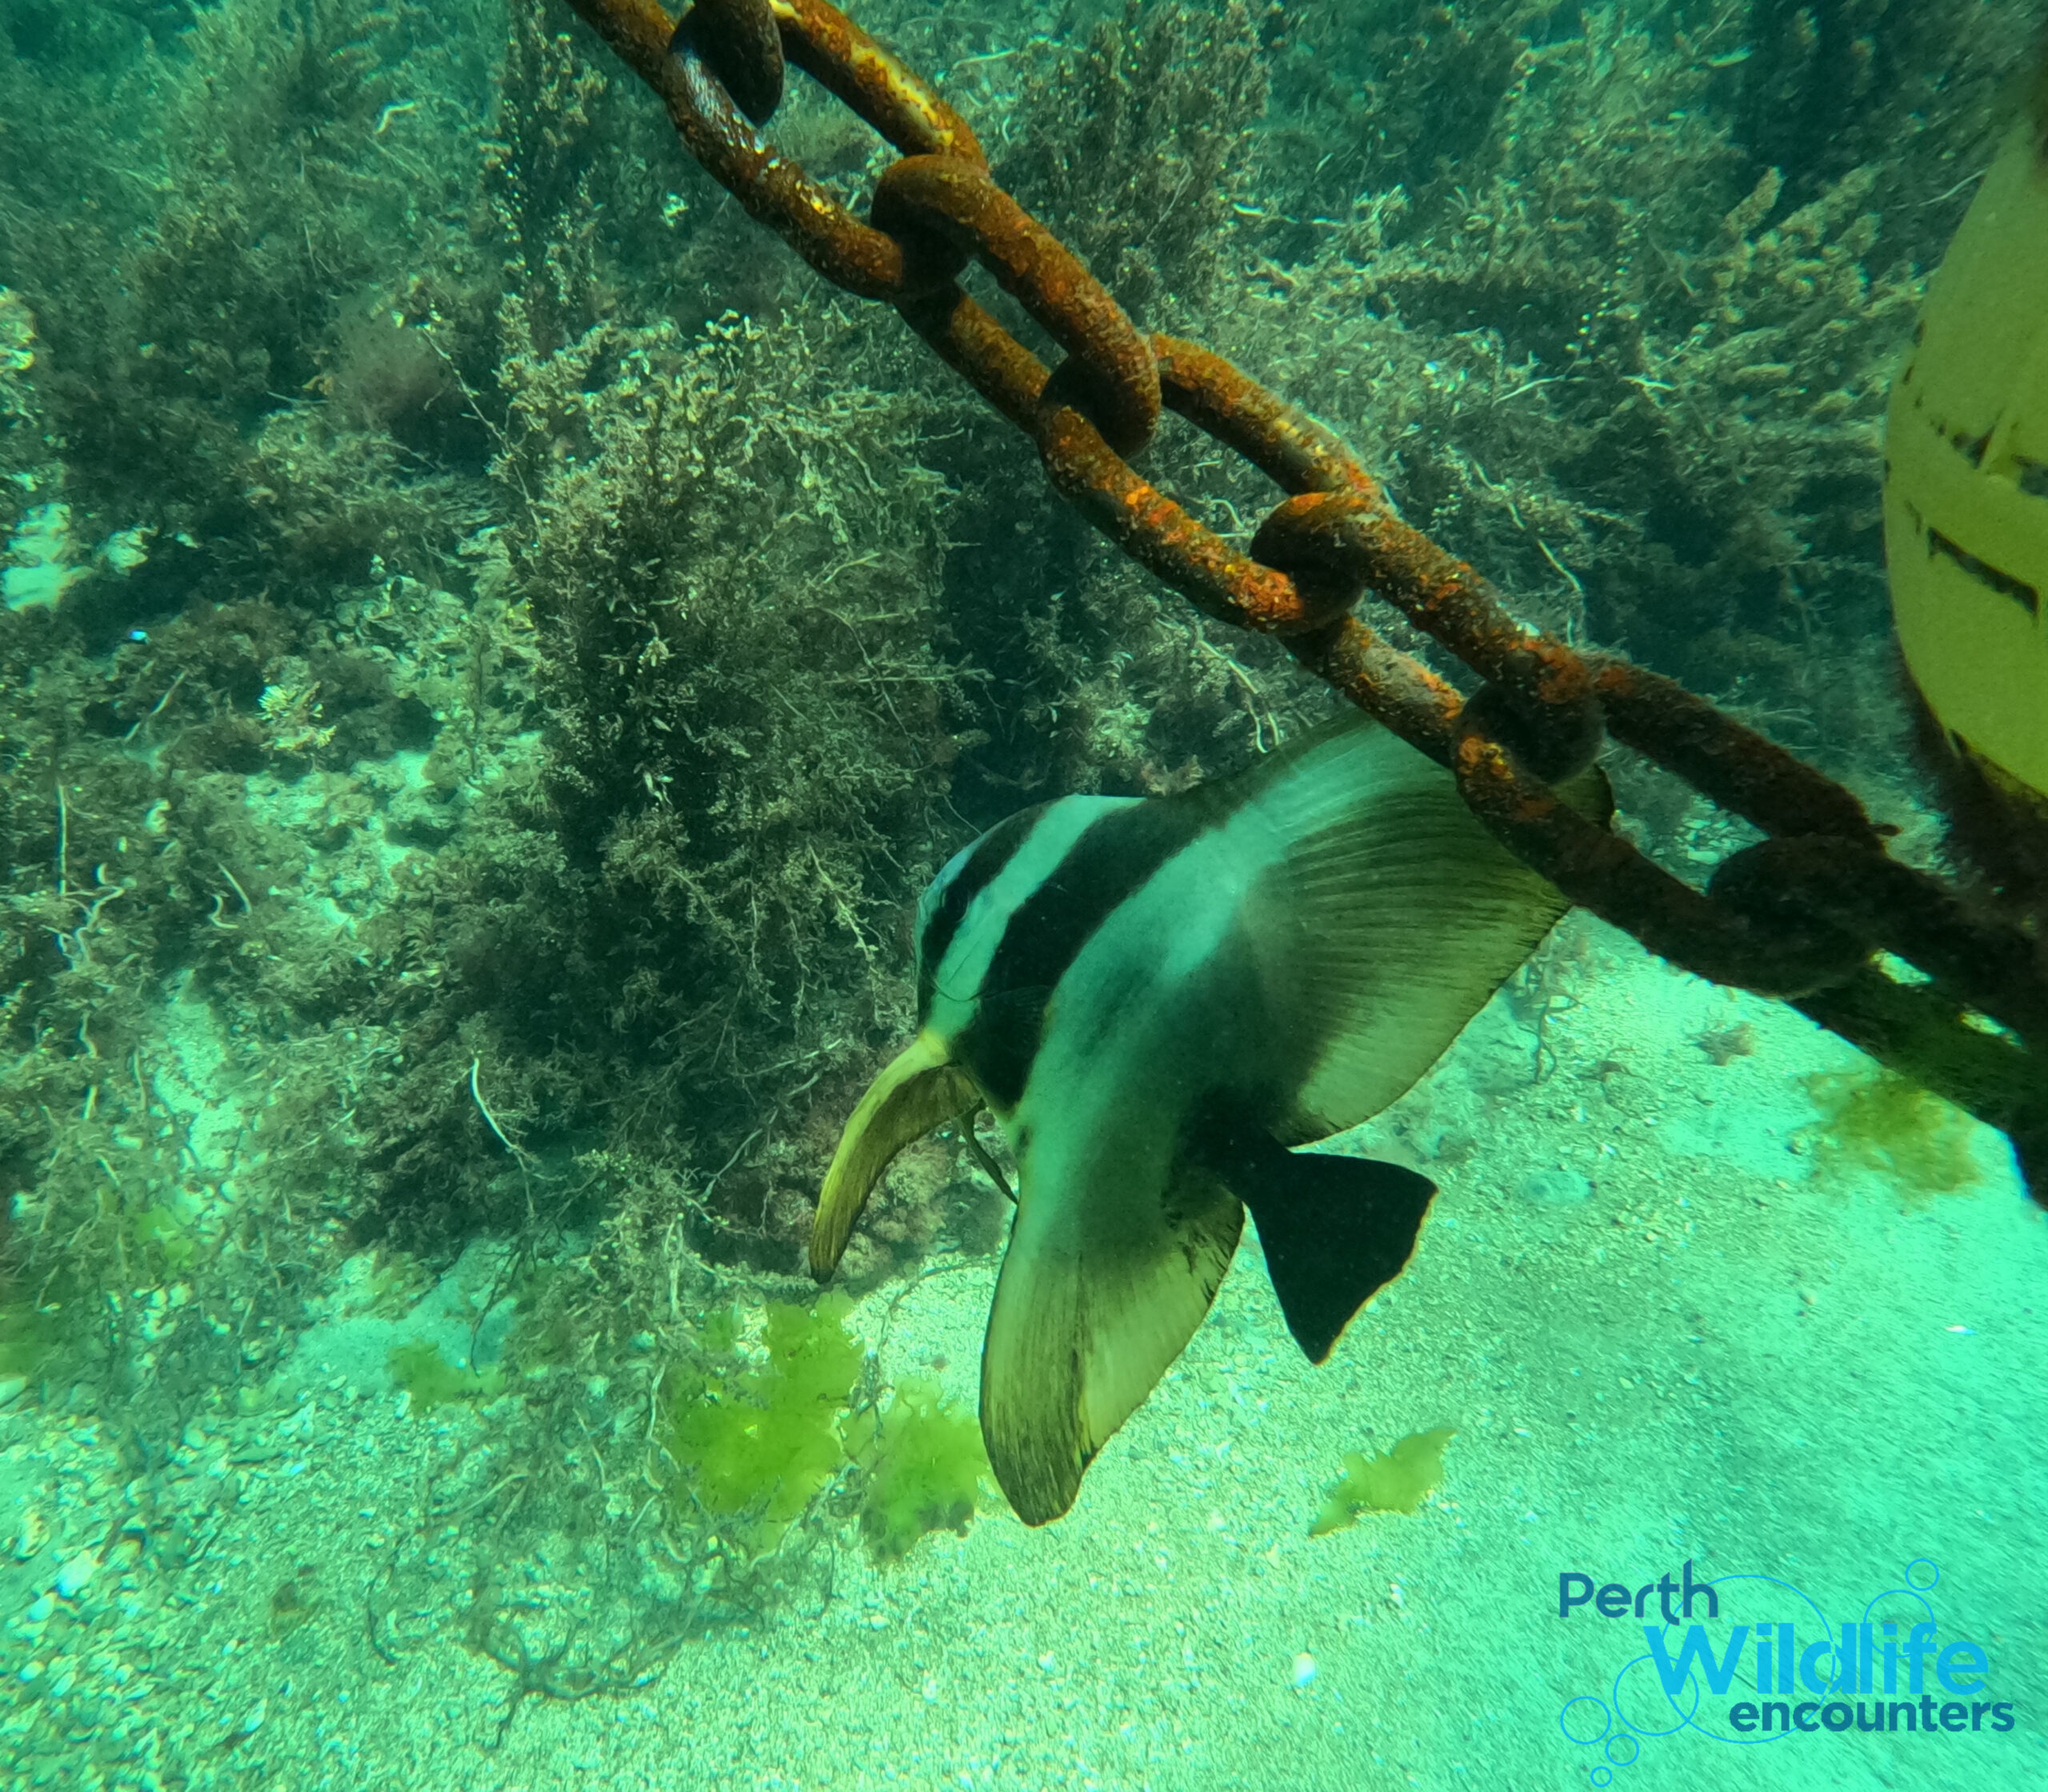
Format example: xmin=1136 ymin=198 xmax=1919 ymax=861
xmin=811 ymin=1031 xmax=979 ymax=1281
xmin=1210 ymin=1122 xmax=1435 ymax=1362
xmin=980 ymin=1151 xmax=1242 ymax=1525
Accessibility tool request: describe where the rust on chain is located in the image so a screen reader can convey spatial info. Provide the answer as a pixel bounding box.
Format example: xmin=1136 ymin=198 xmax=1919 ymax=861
xmin=1034 ymin=403 xmax=1335 ymax=634
xmin=1155 ymin=337 xmax=1590 ymax=712
xmin=561 ymin=0 xmax=2048 ymax=1190
xmin=1153 ymin=335 xmax=1382 ymax=504
xmin=874 ymin=157 xmax=1160 ymax=454
xmin=674 ymin=0 xmax=784 ymax=123
xmin=1451 ymin=721 xmax=1870 ymax=999
xmin=1150 ymin=336 xmax=1595 ymax=770
xmin=587 ymin=0 xmax=986 ymax=299
xmin=894 ymin=286 xmax=1051 ymax=438
xmin=1589 ymin=654 xmax=1882 ymax=844
xmin=1285 ymin=618 xmax=1464 ymax=758
xmin=772 ymin=0 xmax=983 ymax=162
xmin=1257 ymin=494 xmax=1599 ymax=766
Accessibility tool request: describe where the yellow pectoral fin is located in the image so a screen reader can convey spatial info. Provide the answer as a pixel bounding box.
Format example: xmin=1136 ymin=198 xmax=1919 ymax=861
xmin=811 ymin=1032 xmax=980 ymax=1282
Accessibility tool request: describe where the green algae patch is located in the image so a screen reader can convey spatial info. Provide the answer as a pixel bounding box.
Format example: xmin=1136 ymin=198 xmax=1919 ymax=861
xmin=0 ymin=1298 xmax=61 ymax=1382
xmin=130 ymin=1205 xmax=196 ymax=1275
xmin=1798 ymin=1068 xmax=1984 ymax=1198
xmin=389 ymin=1339 xmax=505 ymax=1414
xmin=1310 ymin=1427 xmax=1456 ymax=1536
xmin=664 ymin=1296 xmax=866 ymax=1557
xmin=846 ymin=1374 xmax=989 ymax=1563
xmin=663 ymin=1298 xmax=990 ymax=1562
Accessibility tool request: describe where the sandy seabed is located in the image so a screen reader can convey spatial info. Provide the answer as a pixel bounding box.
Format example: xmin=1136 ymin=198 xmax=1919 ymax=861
xmin=2 ymin=908 xmax=2042 ymax=1792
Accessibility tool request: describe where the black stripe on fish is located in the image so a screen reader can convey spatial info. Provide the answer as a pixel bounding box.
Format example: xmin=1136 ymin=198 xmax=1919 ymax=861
xmin=916 ymin=805 xmax=1042 ymax=1018
xmin=955 ymin=791 xmax=1231 ymax=1110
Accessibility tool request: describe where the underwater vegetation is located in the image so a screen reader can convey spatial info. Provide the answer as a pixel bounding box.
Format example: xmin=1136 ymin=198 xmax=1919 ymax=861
xmin=662 ymin=1296 xmax=987 ymax=1563
xmin=388 ymin=1338 xmax=506 ymax=1413
xmin=1310 ymin=1426 xmax=1458 ymax=1537
xmin=845 ymin=1374 xmax=989 ymax=1562
xmin=0 ymin=1291 xmax=59 ymax=1390
xmin=0 ymin=0 xmax=2042 ymax=1741
xmin=664 ymin=1299 xmax=866 ymax=1557
xmin=1798 ymin=1066 xmax=1986 ymax=1198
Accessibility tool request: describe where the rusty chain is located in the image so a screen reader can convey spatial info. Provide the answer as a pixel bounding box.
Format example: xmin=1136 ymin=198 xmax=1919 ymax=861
xmin=563 ymin=0 xmax=2047 ymax=1195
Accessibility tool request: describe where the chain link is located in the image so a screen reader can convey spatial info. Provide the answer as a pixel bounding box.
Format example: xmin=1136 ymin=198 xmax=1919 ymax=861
xmin=566 ymin=0 xmax=2047 ymax=1194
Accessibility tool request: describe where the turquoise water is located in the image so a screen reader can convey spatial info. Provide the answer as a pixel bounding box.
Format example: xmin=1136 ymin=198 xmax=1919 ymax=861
xmin=1 ymin=2 xmax=2043 ymax=1788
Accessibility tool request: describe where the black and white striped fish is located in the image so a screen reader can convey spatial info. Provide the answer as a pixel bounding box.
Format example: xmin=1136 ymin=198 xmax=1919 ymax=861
xmin=812 ymin=714 xmax=1609 ymax=1525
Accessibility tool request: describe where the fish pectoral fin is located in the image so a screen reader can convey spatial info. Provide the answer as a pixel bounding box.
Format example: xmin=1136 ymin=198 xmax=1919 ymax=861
xmin=810 ymin=1031 xmax=979 ymax=1282
xmin=981 ymin=1153 xmax=1242 ymax=1526
xmin=1220 ymin=1127 xmax=1435 ymax=1363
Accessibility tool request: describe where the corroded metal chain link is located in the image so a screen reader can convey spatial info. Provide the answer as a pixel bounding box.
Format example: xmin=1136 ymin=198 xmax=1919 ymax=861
xmin=566 ymin=0 xmax=2047 ymax=1193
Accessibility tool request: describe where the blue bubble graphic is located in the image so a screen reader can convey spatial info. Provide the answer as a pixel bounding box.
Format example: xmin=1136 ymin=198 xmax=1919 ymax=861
xmin=1559 ymin=1697 xmax=1611 ymax=1746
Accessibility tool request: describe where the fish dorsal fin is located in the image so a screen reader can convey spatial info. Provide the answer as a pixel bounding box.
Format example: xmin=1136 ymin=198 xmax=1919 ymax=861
xmin=1207 ymin=1121 xmax=1435 ymax=1361
xmin=980 ymin=1134 xmax=1242 ymax=1526
xmin=1238 ymin=719 xmax=1609 ymax=1142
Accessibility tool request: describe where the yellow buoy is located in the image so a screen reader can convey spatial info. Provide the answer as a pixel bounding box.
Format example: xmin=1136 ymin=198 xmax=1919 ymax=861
xmin=1884 ymin=62 xmax=2048 ymax=802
